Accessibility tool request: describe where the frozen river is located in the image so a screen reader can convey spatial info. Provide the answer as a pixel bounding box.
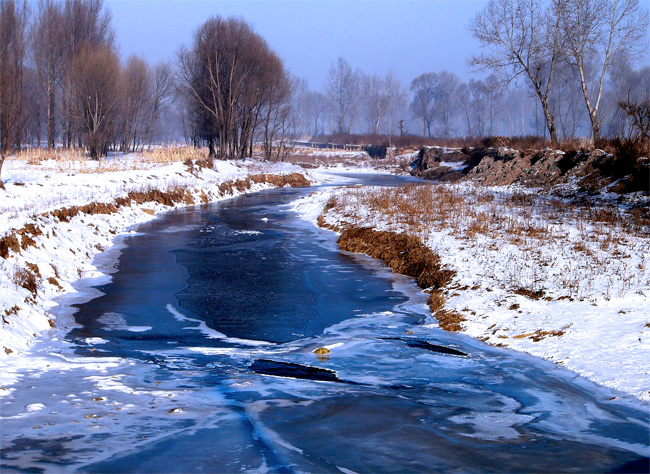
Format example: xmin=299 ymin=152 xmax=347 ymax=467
xmin=1 ymin=174 xmax=649 ymax=473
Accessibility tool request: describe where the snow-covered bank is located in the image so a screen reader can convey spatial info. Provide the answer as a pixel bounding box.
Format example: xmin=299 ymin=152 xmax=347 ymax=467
xmin=292 ymin=184 xmax=650 ymax=402
xmin=0 ymin=155 xmax=312 ymax=363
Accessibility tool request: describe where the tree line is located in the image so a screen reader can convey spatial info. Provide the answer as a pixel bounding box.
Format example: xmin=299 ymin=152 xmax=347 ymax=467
xmin=0 ymin=0 xmax=175 ymax=165
xmin=287 ymin=0 xmax=647 ymax=147
xmin=1 ymin=0 xmax=648 ymax=189
xmin=0 ymin=0 xmax=296 ymax=188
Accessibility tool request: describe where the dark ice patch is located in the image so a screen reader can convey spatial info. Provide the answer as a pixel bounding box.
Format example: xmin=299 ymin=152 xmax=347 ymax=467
xmin=249 ymin=359 xmax=344 ymax=383
xmin=380 ymin=337 xmax=468 ymax=356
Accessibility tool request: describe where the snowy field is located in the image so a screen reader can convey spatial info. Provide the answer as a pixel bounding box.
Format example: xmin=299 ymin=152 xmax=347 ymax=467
xmin=0 ymin=152 xmax=313 ymax=365
xmin=292 ymin=183 xmax=650 ymax=402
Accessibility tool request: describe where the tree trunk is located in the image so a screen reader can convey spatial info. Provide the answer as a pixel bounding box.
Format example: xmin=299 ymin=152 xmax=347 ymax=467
xmin=47 ymin=85 xmax=56 ymax=148
xmin=539 ymin=96 xmax=558 ymax=143
xmin=0 ymin=156 xmax=5 ymax=189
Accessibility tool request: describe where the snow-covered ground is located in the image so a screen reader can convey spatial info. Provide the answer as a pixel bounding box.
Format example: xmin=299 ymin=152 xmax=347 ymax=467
xmin=292 ymin=183 xmax=650 ymax=402
xmin=0 ymin=153 xmax=315 ymax=365
xmin=3 ymin=151 xmax=649 ymax=405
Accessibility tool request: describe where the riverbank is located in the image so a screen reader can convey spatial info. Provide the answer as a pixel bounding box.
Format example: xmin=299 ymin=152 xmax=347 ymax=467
xmin=293 ymin=183 xmax=650 ymax=402
xmin=0 ymin=152 xmax=312 ymax=363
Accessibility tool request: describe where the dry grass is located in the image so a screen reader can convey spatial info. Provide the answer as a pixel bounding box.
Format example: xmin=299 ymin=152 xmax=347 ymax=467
xmin=336 ymin=226 xmax=459 ymax=331
xmin=324 ymin=183 xmax=650 ymax=301
xmin=12 ymin=266 xmax=38 ymax=296
xmin=338 ymin=227 xmax=455 ymax=290
xmin=11 ymin=146 xmax=210 ymax=174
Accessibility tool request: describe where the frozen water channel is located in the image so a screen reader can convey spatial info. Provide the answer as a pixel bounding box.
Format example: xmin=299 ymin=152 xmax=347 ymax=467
xmin=1 ymin=173 xmax=649 ymax=473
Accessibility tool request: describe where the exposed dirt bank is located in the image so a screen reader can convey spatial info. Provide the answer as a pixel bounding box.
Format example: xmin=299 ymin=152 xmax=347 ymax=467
xmin=411 ymin=146 xmax=650 ymax=196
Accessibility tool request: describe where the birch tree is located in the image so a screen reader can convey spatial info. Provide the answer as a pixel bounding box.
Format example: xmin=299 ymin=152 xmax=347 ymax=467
xmin=556 ymin=0 xmax=649 ymax=142
xmin=469 ymin=0 xmax=563 ymax=142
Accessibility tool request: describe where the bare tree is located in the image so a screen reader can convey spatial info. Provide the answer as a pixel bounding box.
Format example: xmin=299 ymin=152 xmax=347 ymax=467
xmin=61 ymin=0 xmax=114 ymax=148
xmin=32 ymin=0 xmax=65 ymax=148
xmin=469 ymin=0 xmax=563 ymax=142
xmin=557 ymin=0 xmax=649 ymax=142
xmin=433 ymin=71 xmax=461 ymax=138
xmin=142 ymin=62 xmax=173 ymax=150
xmin=289 ymin=75 xmax=309 ymax=137
xmin=260 ymin=53 xmax=291 ymax=161
xmin=363 ymin=73 xmax=389 ymax=134
xmin=549 ymin=64 xmax=585 ymax=138
xmin=326 ymin=57 xmax=360 ymax=133
xmin=613 ymin=66 xmax=649 ymax=143
xmin=384 ymin=70 xmax=406 ymax=146
xmin=0 ymin=0 xmax=28 ymax=189
xmin=120 ymin=55 xmax=152 ymax=152
xmin=305 ymin=90 xmax=326 ymax=136
xmin=71 ymin=44 xmax=120 ymax=159
xmin=410 ymin=73 xmax=437 ymax=137
xmin=178 ymin=16 xmax=289 ymax=159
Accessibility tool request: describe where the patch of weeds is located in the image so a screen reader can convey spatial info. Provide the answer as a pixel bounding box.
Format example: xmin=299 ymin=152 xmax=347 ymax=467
xmin=12 ymin=267 xmax=39 ymax=296
xmin=513 ymin=287 xmax=545 ymax=300
xmin=434 ymin=310 xmax=466 ymax=332
xmin=47 ymin=277 xmax=62 ymax=289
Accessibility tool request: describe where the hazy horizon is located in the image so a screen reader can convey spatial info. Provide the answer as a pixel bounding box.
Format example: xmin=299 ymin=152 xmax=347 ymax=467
xmin=107 ymin=0 xmax=493 ymax=90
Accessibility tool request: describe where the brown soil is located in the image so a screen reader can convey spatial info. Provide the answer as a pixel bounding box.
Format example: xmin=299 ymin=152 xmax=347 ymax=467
xmin=412 ymin=146 xmax=650 ymax=194
xmin=0 ymin=235 xmax=20 ymax=259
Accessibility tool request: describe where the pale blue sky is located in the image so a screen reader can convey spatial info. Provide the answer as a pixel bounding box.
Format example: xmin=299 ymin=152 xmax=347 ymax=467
xmin=106 ymin=0 xmax=489 ymax=89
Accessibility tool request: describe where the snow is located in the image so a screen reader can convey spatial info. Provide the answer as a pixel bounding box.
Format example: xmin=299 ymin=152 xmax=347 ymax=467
xmin=0 ymin=153 xmax=313 ymax=368
xmin=293 ymin=183 xmax=650 ymax=403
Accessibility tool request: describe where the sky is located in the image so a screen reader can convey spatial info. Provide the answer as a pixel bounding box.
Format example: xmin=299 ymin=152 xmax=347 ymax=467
xmin=106 ymin=0 xmax=490 ymax=91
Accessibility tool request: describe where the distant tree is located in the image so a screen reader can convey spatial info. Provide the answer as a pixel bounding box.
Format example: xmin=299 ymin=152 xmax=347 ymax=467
xmin=549 ymin=64 xmax=585 ymax=138
xmin=289 ymin=76 xmax=309 ymax=137
xmin=615 ymin=66 xmax=649 ymax=143
xmin=363 ymin=73 xmax=389 ymax=134
xmin=410 ymin=73 xmax=437 ymax=137
xmin=70 ymin=44 xmax=120 ymax=159
xmin=461 ymin=74 xmax=504 ymax=137
xmin=0 ymin=0 xmax=28 ymax=189
xmin=433 ymin=71 xmax=461 ymax=138
xmin=142 ymin=62 xmax=173 ymax=149
xmin=120 ymin=55 xmax=151 ymax=152
xmin=384 ymin=70 xmax=407 ymax=145
xmin=469 ymin=0 xmax=563 ymax=142
xmin=326 ymin=57 xmax=360 ymax=133
xmin=305 ymin=90 xmax=326 ymax=136
xmin=556 ymin=0 xmax=649 ymax=143
xmin=398 ymin=119 xmax=406 ymax=136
